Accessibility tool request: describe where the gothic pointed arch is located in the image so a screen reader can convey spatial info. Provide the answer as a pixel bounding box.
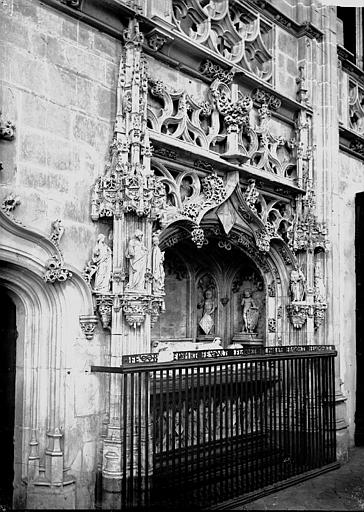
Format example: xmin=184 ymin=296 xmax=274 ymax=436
xmin=0 ymin=208 xmax=94 ymax=507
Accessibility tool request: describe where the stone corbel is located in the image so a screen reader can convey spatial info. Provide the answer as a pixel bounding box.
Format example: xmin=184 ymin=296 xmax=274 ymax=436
xmin=44 ymin=255 xmax=72 ymax=283
xmin=286 ymin=302 xmax=310 ymax=329
xmin=95 ymin=294 xmax=114 ymax=330
xmin=79 ymin=314 xmax=99 ymax=340
xmin=146 ymin=28 xmax=174 ymax=52
xmin=121 ymin=295 xmax=151 ymax=329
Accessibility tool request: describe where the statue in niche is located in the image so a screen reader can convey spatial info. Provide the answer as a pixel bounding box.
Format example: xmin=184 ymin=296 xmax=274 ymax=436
xmin=198 ymin=289 xmax=217 ymax=335
xmin=290 ymin=268 xmax=306 ymax=302
xmin=314 ymin=261 xmax=326 ymax=303
xmin=152 ymin=232 xmax=165 ymax=295
xmin=241 ymin=289 xmax=259 ymax=333
xmin=93 ymin=234 xmax=112 ymax=293
xmin=125 ymin=229 xmax=148 ymax=291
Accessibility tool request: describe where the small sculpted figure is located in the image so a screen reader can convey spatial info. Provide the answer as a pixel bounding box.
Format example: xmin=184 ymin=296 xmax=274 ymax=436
xmin=125 ymin=229 xmax=148 ymax=291
xmin=152 ymin=232 xmax=165 ymax=295
xmin=93 ymin=234 xmax=112 ymax=293
xmin=290 ymin=268 xmax=306 ymax=302
xmin=198 ymin=289 xmax=216 ymax=335
xmin=241 ymin=289 xmax=259 ymax=333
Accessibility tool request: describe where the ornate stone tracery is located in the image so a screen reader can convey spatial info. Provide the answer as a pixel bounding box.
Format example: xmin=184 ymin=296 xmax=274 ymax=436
xmin=171 ymin=0 xmax=273 ymax=83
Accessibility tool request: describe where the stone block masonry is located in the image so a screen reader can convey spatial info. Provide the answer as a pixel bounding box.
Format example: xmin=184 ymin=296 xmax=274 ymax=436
xmin=0 ymin=0 xmax=120 ymax=270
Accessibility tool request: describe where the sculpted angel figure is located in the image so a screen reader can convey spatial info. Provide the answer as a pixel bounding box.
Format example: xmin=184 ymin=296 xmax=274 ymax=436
xmin=125 ymin=229 xmax=148 ymax=291
xmin=241 ymin=289 xmax=259 ymax=333
xmin=152 ymin=232 xmax=165 ymax=295
xmin=93 ymin=234 xmax=112 ymax=293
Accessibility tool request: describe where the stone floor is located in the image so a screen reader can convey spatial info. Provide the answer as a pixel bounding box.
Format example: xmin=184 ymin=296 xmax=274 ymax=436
xmin=234 ymin=447 xmax=364 ymax=511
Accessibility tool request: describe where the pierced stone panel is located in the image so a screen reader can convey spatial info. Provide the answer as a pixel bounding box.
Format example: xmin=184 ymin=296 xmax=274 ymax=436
xmin=349 ymin=80 xmax=364 ymax=136
xmin=172 ymin=0 xmax=273 ymax=83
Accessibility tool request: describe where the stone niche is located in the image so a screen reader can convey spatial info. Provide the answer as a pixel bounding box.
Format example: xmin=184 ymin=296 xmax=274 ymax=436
xmin=151 ymin=237 xmax=266 ymax=348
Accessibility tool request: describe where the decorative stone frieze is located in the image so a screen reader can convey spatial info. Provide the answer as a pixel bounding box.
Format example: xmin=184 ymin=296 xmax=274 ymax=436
xmin=251 ymin=88 xmax=281 ymax=110
xmin=146 ymin=28 xmax=173 ymax=51
xmin=79 ymin=315 xmax=99 ymax=340
xmin=44 ymin=255 xmax=72 ymax=283
xmin=121 ymin=294 xmax=164 ymax=328
xmin=349 ymin=137 xmax=364 ymax=158
xmin=200 ymin=60 xmax=235 ymax=84
xmin=286 ymin=303 xmax=310 ymax=329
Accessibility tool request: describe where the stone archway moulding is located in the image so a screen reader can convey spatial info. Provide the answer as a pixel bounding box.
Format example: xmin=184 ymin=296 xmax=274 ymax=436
xmin=0 ymin=208 xmax=94 ymax=508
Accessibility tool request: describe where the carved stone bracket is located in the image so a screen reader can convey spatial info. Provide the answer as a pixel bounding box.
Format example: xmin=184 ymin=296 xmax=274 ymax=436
xmin=44 ymin=255 xmax=72 ymax=283
xmin=79 ymin=315 xmax=99 ymax=340
xmin=95 ymin=294 xmax=114 ymax=330
xmin=146 ymin=28 xmax=174 ymax=52
xmin=121 ymin=294 xmax=164 ymax=329
xmin=200 ymin=59 xmax=235 ymax=84
xmin=286 ymin=303 xmax=310 ymax=329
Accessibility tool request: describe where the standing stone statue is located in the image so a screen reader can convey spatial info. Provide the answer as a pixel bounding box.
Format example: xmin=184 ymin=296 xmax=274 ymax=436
xmin=314 ymin=261 xmax=326 ymax=303
xmin=152 ymin=232 xmax=165 ymax=295
xmin=198 ymin=289 xmax=216 ymax=335
xmin=125 ymin=229 xmax=148 ymax=291
xmin=241 ymin=289 xmax=259 ymax=333
xmin=93 ymin=234 xmax=112 ymax=293
xmin=290 ymin=268 xmax=306 ymax=302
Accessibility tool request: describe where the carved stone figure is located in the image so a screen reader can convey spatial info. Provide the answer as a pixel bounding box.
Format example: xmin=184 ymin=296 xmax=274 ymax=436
xmin=93 ymin=234 xmax=112 ymax=293
xmin=125 ymin=229 xmax=148 ymax=291
xmin=152 ymin=232 xmax=165 ymax=295
xmin=314 ymin=261 xmax=326 ymax=303
xmin=290 ymin=268 xmax=306 ymax=302
xmin=241 ymin=289 xmax=259 ymax=333
xmin=198 ymin=290 xmax=216 ymax=335
xmin=50 ymin=219 xmax=65 ymax=246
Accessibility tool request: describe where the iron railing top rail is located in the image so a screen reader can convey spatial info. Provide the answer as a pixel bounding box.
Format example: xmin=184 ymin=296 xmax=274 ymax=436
xmin=91 ymin=345 xmax=336 ymax=374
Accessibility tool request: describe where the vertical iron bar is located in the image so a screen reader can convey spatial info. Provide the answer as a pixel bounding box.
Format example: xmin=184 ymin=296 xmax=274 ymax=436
xmin=122 ymin=373 xmax=128 ymax=508
xmin=137 ymin=371 xmax=142 ymax=506
xmin=129 ymin=373 xmax=135 ymax=507
xmin=144 ymin=371 xmax=149 ymax=507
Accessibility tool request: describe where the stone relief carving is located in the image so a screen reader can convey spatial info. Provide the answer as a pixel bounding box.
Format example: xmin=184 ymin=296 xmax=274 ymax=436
xmin=268 ymin=318 xmax=276 ymax=332
xmin=286 ymin=303 xmax=310 ymax=329
xmin=125 ymin=230 xmax=148 ymax=292
xmin=172 ymin=0 xmax=273 ymax=82
xmin=95 ymin=294 xmax=113 ymax=330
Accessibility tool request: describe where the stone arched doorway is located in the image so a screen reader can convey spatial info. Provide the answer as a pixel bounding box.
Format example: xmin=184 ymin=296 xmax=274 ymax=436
xmin=0 ymin=288 xmax=17 ymax=507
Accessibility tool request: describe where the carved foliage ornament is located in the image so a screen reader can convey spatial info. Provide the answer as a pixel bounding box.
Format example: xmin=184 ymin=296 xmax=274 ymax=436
xmin=79 ymin=315 xmax=98 ymax=340
xmin=286 ymin=303 xmax=309 ymax=329
xmin=44 ymin=255 xmax=72 ymax=283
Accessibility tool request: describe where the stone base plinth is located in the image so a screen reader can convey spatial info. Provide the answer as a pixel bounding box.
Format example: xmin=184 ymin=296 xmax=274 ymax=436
xmin=26 ymin=480 xmax=76 ymax=509
xmin=232 ymin=333 xmax=263 ymax=346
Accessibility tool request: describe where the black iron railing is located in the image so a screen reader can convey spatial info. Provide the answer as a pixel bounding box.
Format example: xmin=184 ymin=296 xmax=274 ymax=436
xmin=92 ymin=345 xmax=337 ymax=509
